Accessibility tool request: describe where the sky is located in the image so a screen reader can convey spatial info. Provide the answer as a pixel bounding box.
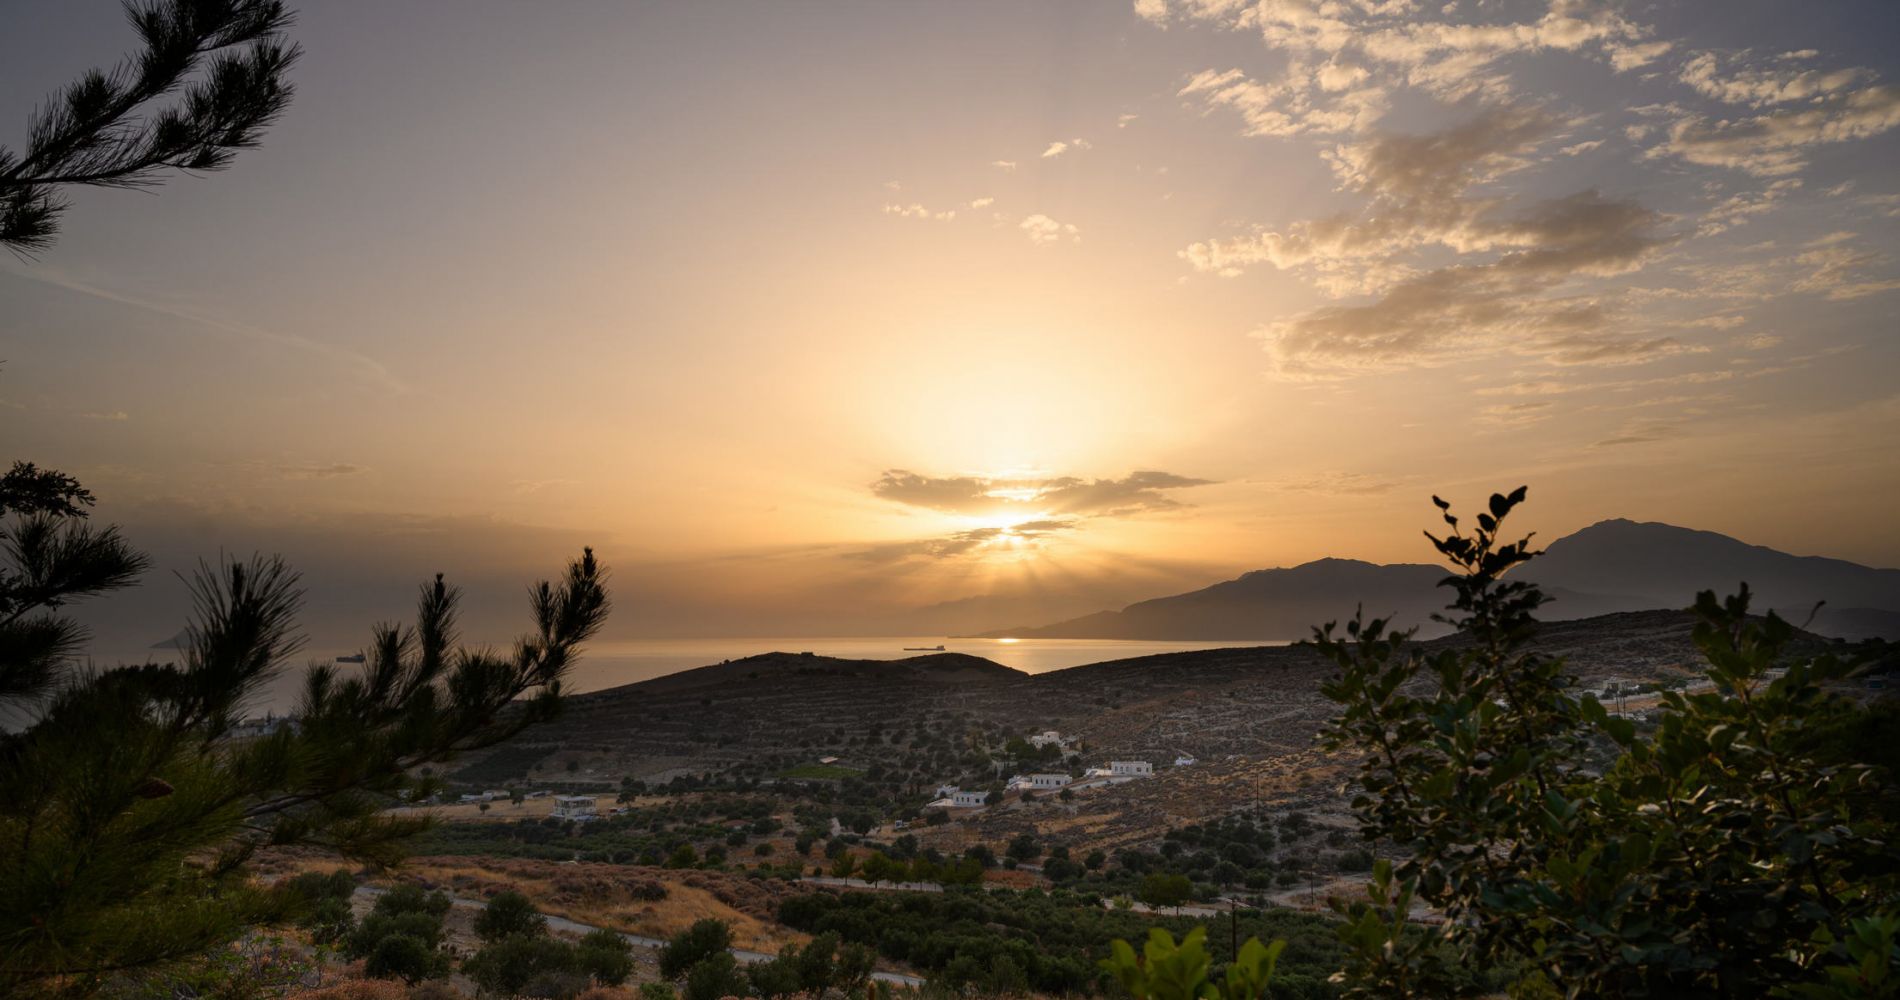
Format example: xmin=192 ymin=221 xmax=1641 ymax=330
xmin=3 ymin=0 xmax=1898 ymax=644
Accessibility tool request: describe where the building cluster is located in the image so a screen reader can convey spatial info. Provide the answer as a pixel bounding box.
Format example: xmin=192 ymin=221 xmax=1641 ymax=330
xmin=923 ymin=729 xmax=1166 ymax=815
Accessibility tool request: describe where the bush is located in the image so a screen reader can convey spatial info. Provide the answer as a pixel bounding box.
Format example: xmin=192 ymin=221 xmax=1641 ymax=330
xmin=576 ymin=928 xmax=635 ymax=986
xmin=475 ymin=890 xmax=548 ymax=942
xmin=684 ymin=952 xmax=749 ymax=1000
xmin=638 ymin=984 xmax=677 ymax=1000
xmin=465 ymin=935 xmax=584 ymax=997
xmin=363 ymin=933 xmax=447 ymax=983
xmin=346 ymin=911 xmax=444 ymax=960
xmin=1316 ymin=488 xmax=1900 ymax=997
xmin=659 ymin=919 xmax=733 ymax=980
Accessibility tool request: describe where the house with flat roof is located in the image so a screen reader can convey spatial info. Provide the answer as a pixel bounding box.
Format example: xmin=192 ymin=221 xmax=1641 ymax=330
xmin=552 ymin=795 xmax=598 ymax=821
xmin=1026 ymin=772 xmax=1073 ymax=789
xmin=1109 ymin=760 xmax=1153 ymax=777
xmin=951 ymin=789 xmax=988 ymax=808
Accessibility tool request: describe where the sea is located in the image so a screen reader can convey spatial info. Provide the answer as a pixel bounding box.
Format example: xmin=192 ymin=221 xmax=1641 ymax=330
xmin=77 ymin=636 xmax=1292 ymax=716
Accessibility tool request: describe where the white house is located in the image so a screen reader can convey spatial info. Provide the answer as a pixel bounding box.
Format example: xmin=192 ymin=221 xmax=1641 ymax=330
xmin=229 ymin=714 xmax=293 ymax=739
xmin=551 ymin=795 xmax=598 ymax=821
xmin=1174 ymin=755 xmax=1197 ymax=767
xmin=951 ymin=789 xmax=988 ymax=808
xmin=1027 ymin=730 xmax=1064 ymax=748
xmin=1026 ymin=772 xmax=1073 ymax=789
xmin=935 ymin=783 xmax=960 ymax=799
xmin=1109 ymin=760 xmax=1153 ymax=777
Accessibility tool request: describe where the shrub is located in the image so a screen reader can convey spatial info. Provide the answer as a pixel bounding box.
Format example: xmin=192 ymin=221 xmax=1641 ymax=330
xmin=683 ymin=953 xmax=749 ymax=1000
xmin=659 ymin=919 xmax=733 ymax=980
xmin=464 ymin=935 xmax=582 ymax=997
xmin=362 ymin=934 xmax=447 ymax=983
xmin=1101 ymin=927 xmax=1282 ymax=1000
xmin=576 ymin=928 xmax=635 ymax=987
xmin=474 ymin=890 xmax=548 ymax=943
xmin=1316 ymin=488 xmax=1900 ymax=997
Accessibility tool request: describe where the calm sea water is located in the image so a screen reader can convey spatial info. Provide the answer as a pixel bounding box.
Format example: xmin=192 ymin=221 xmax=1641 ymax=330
xmin=78 ymin=635 xmax=1290 ymax=714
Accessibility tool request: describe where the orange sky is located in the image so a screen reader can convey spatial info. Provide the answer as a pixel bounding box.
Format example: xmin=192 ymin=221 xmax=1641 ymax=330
xmin=3 ymin=1 xmax=1898 ymax=640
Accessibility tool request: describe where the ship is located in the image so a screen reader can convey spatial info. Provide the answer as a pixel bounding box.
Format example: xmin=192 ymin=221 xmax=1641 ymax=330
xmin=902 ymin=644 xmax=947 ymax=652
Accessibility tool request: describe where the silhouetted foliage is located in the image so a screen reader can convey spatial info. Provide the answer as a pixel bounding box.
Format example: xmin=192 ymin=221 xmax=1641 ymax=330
xmin=0 ymin=0 xmax=300 ymax=256
xmin=1314 ymin=487 xmax=1900 ymax=998
xmin=0 ymin=467 xmax=609 ymax=995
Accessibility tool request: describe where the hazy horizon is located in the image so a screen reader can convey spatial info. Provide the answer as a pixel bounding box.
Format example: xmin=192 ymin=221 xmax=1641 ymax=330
xmin=7 ymin=0 xmax=1900 ymax=648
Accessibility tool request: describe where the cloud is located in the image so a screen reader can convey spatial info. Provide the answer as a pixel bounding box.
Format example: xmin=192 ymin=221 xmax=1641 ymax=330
xmin=1180 ymin=106 xmax=1560 ymax=285
xmin=1480 ymin=401 xmax=1557 ymax=426
xmin=1652 ymin=82 xmax=1900 ymax=176
xmin=871 ymin=469 xmax=1214 ymax=519
xmin=274 ymin=462 xmax=369 ymax=480
xmin=861 ymin=469 xmax=1213 ymax=562
xmin=1042 ymin=138 xmax=1092 ymax=158
xmin=990 ymin=160 xmax=1018 ymax=171
xmin=81 ymin=410 xmax=130 ymax=421
xmin=1254 ymin=188 xmax=1677 ymax=378
xmin=969 ymin=197 xmax=994 ymax=209
xmin=1118 ymin=113 xmax=1140 ymax=128
xmin=1020 ymin=213 xmax=1081 ymax=246
xmin=1698 ymin=178 xmax=1801 ymax=236
xmin=1593 ymin=418 xmax=1678 ymax=448
xmin=1679 ymin=51 xmax=1873 ymax=108
xmin=1789 ymin=234 xmax=1900 ymax=301
xmin=852 ymin=519 xmax=1081 ymax=563
xmin=882 ymin=202 xmax=956 ymax=222
xmin=1163 ymin=0 xmax=1662 ymax=136
xmin=1177 ymin=105 xmax=1680 ymax=378
xmin=1271 ymin=472 xmax=1401 ymax=495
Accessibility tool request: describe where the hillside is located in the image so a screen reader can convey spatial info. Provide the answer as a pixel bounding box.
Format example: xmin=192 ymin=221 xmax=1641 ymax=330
xmin=981 ymin=520 xmax=1900 ymax=640
xmin=448 ymin=608 xmax=1800 ymax=850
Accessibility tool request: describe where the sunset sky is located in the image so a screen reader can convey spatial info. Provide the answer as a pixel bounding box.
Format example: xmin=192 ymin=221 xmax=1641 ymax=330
xmin=4 ymin=0 xmax=1898 ymax=642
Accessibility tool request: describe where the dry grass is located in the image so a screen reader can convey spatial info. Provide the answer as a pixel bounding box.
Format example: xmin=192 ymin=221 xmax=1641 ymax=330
xmin=396 ymin=857 xmax=807 ymax=953
xmin=383 ymin=794 xmax=613 ymax=824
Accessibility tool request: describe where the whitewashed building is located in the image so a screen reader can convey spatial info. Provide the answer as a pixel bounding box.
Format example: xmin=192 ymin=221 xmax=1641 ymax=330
xmin=935 ymin=783 xmax=960 ymax=799
xmin=1110 ymin=761 xmax=1153 ymax=777
xmin=551 ymin=795 xmax=598 ymax=821
xmin=1027 ymin=772 xmax=1073 ymax=790
xmin=951 ymin=789 xmax=989 ymax=808
xmin=1174 ymin=755 xmax=1198 ymax=767
xmin=1028 ymin=730 xmax=1064 ymax=748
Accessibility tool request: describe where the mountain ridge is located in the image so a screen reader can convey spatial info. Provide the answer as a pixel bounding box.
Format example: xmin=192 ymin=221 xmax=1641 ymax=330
xmin=979 ymin=519 xmax=1900 ymax=641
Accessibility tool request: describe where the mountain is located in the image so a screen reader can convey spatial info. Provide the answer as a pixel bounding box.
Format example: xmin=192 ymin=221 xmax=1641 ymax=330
xmin=983 ymin=520 xmax=1900 ymax=640
xmin=977 ymin=558 xmax=1449 ymax=640
xmin=1531 ymin=519 xmax=1900 ymax=619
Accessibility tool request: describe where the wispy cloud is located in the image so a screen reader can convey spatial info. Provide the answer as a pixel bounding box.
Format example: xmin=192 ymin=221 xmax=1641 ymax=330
xmin=1020 ymin=213 xmax=1080 ymax=246
xmin=273 ymin=462 xmax=369 ymax=481
xmin=2 ymin=265 xmax=407 ymax=393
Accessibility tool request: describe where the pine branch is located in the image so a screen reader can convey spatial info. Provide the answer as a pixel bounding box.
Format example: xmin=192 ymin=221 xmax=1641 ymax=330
xmin=0 ymin=1 xmax=301 ymax=256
